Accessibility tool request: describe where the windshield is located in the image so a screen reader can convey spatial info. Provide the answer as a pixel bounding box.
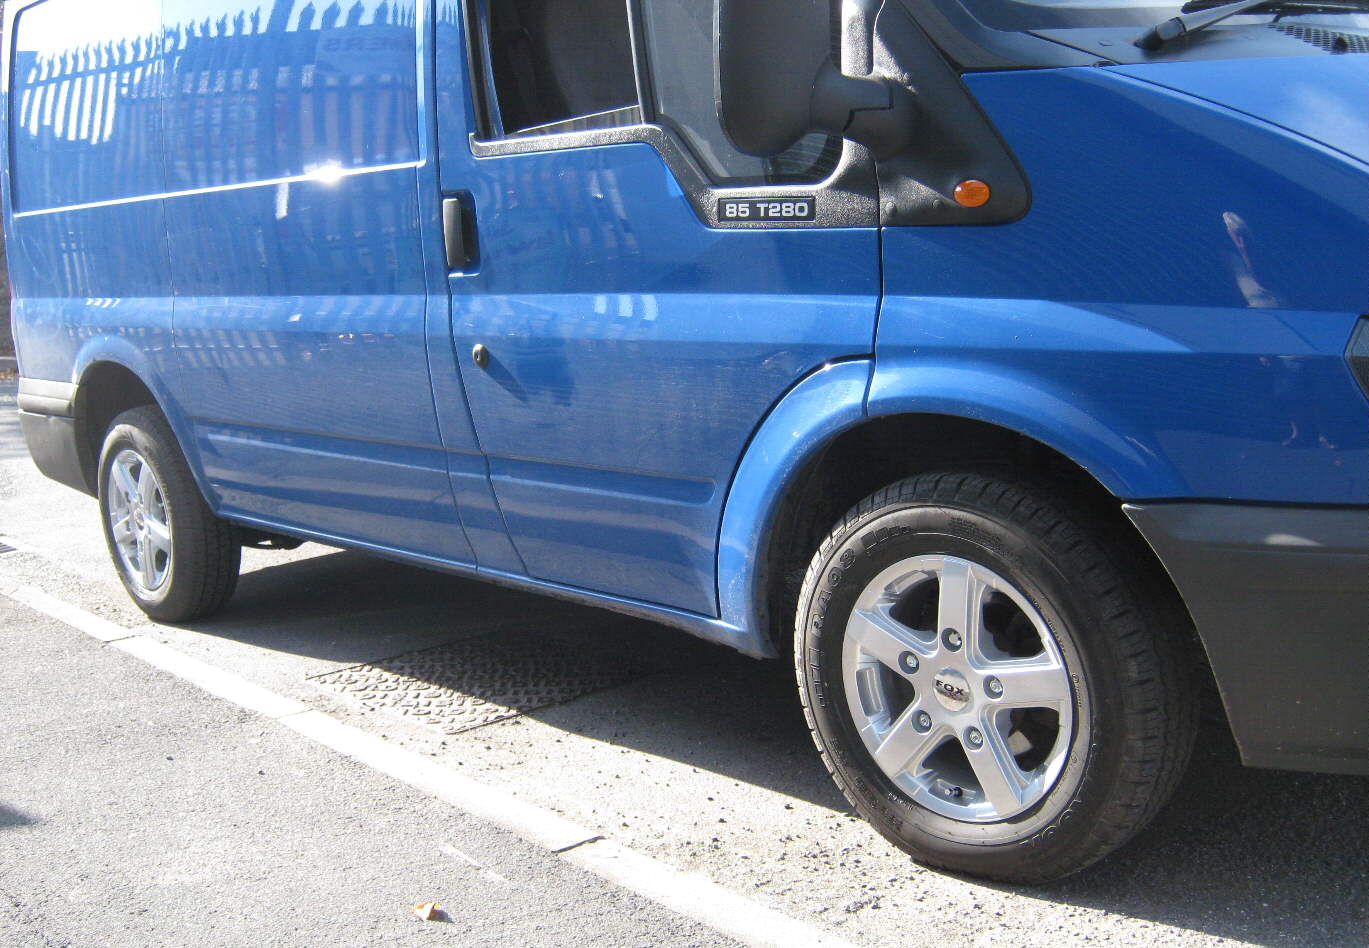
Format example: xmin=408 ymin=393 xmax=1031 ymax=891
xmin=908 ymin=0 xmax=1369 ymax=66
xmin=960 ymin=0 xmax=1185 ymax=30
xmin=959 ymin=0 xmax=1369 ymax=29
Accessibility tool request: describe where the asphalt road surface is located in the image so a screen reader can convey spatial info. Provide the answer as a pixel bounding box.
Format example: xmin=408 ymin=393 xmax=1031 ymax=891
xmin=2 ymin=375 xmax=1366 ymax=947
xmin=0 ymin=595 xmax=740 ymax=948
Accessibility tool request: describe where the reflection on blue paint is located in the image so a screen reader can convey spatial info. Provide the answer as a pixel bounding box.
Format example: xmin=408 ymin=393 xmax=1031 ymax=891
xmin=163 ymin=0 xmax=420 ymax=190
xmin=9 ymin=0 xmax=165 ymax=210
xmin=875 ymin=68 xmax=1368 ymax=505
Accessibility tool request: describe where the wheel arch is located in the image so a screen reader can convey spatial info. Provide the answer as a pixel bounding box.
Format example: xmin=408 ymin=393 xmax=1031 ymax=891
xmin=716 ymin=360 xmax=872 ymax=657
xmin=721 ymin=379 xmax=1214 ymax=709
xmin=767 ymin=412 xmax=1187 ymax=635
xmin=722 ymin=346 xmax=1200 ymax=645
xmin=69 ymin=345 xmax=205 ymax=503
xmin=866 ymin=357 xmax=1189 ymax=500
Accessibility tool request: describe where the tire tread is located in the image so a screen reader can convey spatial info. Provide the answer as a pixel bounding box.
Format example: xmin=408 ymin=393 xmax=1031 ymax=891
xmin=793 ymin=469 xmax=1198 ymax=883
xmin=99 ymin=406 xmax=240 ymax=622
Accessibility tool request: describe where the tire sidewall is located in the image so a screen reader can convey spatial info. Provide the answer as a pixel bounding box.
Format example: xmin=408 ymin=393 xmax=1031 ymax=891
xmin=799 ymin=492 xmax=1130 ymax=869
xmin=98 ymin=417 xmax=180 ymax=613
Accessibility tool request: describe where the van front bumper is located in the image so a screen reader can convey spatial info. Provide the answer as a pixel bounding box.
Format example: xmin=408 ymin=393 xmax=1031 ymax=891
xmin=1125 ymin=502 xmax=1369 ymax=776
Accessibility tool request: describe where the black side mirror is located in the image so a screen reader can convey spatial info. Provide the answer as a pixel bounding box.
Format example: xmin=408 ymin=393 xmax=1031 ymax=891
xmin=716 ymin=0 xmax=916 ymax=160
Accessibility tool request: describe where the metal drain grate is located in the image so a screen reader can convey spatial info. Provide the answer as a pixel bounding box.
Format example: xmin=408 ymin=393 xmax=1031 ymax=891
xmin=310 ymin=630 xmax=657 ymax=734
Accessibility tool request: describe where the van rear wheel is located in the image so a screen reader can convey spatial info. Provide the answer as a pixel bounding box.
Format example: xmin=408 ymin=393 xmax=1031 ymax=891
xmin=98 ymin=406 xmax=240 ymax=622
xmin=795 ymin=471 xmax=1196 ymax=883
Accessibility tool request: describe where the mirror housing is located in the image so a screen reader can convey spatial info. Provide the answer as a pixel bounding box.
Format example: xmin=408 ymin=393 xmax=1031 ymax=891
xmin=716 ymin=0 xmax=916 ymax=160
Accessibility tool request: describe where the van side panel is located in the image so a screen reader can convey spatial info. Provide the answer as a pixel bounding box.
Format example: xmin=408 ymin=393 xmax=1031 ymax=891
xmin=5 ymin=0 xmax=173 ymax=385
xmin=876 ymin=68 xmax=1369 ymax=505
xmin=159 ymin=0 xmax=477 ymax=563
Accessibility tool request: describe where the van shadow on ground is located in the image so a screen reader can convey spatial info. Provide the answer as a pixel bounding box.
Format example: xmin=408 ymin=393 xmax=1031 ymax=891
xmin=0 ymin=804 xmax=38 ymax=830
xmin=181 ymin=547 xmax=1367 ymax=948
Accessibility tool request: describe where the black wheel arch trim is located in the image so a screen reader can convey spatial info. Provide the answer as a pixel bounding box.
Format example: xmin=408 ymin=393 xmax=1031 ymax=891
xmin=19 ymin=409 xmax=91 ymax=496
xmin=17 ymin=378 xmax=90 ymax=495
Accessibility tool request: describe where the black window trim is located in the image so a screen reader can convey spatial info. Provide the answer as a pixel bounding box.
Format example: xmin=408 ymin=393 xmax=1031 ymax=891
xmin=458 ymin=0 xmax=878 ymax=230
xmin=625 ymin=0 xmax=658 ymax=124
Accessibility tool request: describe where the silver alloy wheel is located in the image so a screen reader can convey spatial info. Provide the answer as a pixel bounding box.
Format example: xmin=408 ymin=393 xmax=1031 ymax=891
xmin=106 ymin=448 xmax=173 ymax=595
xmin=842 ymin=554 xmax=1075 ymax=822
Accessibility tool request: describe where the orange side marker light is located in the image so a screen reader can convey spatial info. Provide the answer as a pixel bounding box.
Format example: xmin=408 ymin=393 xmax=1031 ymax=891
xmin=953 ymin=179 xmax=991 ymax=208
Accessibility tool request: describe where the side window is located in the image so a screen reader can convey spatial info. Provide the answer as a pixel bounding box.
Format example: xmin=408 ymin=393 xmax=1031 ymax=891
xmin=483 ymin=0 xmax=641 ymax=137
xmin=639 ymin=0 xmax=840 ymax=186
xmin=471 ymin=0 xmax=838 ymax=187
xmin=9 ymin=0 xmax=165 ymax=211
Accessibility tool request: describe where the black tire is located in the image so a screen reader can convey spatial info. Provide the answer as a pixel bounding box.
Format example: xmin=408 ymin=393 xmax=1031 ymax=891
xmin=795 ymin=470 xmax=1197 ymax=883
xmin=97 ymin=406 xmax=240 ymax=622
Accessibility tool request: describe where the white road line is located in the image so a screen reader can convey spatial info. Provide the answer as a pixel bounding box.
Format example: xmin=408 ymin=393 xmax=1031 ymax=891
xmin=5 ymin=585 xmax=136 ymax=642
xmin=441 ymin=844 xmax=515 ymax=887
xmin=565 ymin=838 xmax=860 ymax=948
xmin=280 ymin=708 xmax=602 ymax=854
xmin=112 ymin=636 xmax=311 ymax=720
xmin=1 ymin=584 xmax=861 ymax=948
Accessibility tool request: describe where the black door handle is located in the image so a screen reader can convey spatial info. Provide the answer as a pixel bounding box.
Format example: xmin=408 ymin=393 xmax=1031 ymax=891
xmin=442 ymin=193 xmax=478 ymax=272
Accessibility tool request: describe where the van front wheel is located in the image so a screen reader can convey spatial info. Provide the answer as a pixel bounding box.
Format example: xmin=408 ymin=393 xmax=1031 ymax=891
xmin=795 ymin=471 xmax=1196 ymax=883
xmin=98 ymin=406 xmax=240 ymax=622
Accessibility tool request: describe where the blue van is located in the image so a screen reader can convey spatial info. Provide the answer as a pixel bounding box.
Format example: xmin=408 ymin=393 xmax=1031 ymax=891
xmin=4 ymin=0 xmax=1366 ymax=882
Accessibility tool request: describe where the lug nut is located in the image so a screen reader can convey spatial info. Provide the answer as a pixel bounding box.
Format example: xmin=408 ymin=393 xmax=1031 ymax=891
xmin=986 ymin=677 xmax=1003 ymax=697
xmin=965 ymin=727 xmax=984 ymax=748
xmin=914 ymin=711 xmax=933 ymax=732
xmin=942 ymin=628 xmax=963 ymax=651
xmin=898 ymin=651 xmax=919 ymax=675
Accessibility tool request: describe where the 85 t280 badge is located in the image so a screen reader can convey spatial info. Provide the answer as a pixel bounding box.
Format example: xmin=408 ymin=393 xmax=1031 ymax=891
xmin=718 ymin=197 xmax=816 ymax=222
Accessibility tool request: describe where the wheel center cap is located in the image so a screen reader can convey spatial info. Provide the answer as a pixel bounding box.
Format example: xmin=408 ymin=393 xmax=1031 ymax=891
xmin=932 ymin=668 xmax=971 ymax=712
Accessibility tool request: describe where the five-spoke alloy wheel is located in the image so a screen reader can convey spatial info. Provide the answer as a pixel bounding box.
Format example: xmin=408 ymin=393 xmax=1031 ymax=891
xmin=797 ymin=471 xmax=1196 ymax=883
xmin=98 ymin=406 xmax=241 ymax=622
xmin=843 ymin=554 xmax=1075 ymax=823
xmin=106 ymin=448 xmax=174 ymax=597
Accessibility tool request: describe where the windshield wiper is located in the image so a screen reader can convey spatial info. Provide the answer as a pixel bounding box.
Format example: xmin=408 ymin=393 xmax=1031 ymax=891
xmin=1136 ymin=0 xmax=1369 ymax=50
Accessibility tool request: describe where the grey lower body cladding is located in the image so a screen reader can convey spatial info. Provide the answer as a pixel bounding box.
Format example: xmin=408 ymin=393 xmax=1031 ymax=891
xmin=1126 ymin=501 xmax=1369 ymax=775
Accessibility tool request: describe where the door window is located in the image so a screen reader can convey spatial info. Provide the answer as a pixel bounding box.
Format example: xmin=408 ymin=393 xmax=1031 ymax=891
xmin=471 ymin=0 xmax=841 ymax=186
xmin=484 ymin=0 xmax=641 ymax=136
